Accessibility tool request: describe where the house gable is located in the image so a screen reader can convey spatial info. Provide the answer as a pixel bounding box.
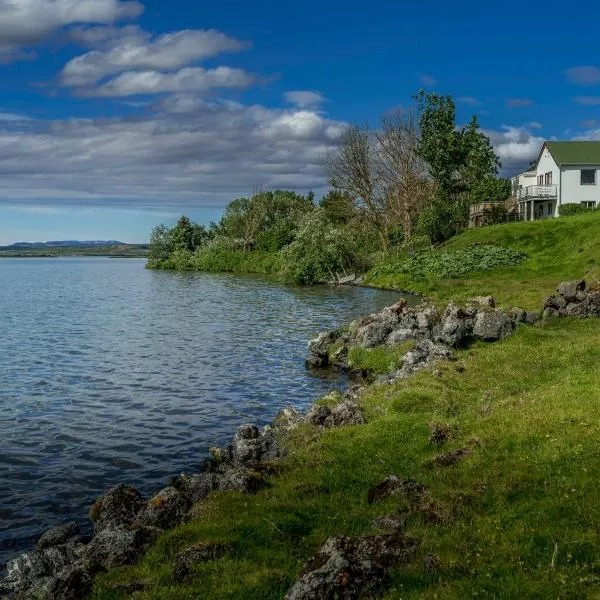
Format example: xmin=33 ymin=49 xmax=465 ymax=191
xmin=544 ymin=141 xmax=600 ymax=166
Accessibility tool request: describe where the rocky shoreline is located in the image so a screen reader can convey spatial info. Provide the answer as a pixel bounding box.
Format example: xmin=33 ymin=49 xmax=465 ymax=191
xmin=2 ymin=279 xmax=598 ymax=599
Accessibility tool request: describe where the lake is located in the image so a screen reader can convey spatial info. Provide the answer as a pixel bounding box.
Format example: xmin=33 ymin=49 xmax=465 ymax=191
xmin=0 ymin=258 xmax=407 ymax=565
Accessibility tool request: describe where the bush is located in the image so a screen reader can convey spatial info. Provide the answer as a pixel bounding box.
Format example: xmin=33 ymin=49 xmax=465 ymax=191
xmin=559 ymin=204 xmax=596 ymax=217
xmin=482 ymin=204 xmax=508 ymax=225
xmin=369 ymin=244 xmax=528 ymax=280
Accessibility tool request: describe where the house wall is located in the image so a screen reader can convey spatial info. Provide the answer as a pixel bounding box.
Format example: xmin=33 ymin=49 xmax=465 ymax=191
xmin=536 ymin=147 xmax=561 ymax=211
xmin=560 ymin=165 xmax=600 ymax=207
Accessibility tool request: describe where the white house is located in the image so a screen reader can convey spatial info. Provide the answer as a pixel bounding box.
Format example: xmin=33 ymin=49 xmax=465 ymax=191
xmin=512 ymin=141 xmax=600 ymax=221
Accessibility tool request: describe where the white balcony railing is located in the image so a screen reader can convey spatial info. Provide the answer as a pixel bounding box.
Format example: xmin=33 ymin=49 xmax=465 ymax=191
xmin=516 ymin=185 xmax=558 ymax=200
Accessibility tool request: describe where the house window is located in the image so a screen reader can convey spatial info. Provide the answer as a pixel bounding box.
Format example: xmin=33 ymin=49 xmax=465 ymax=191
xmin=544 ymin=172 xmax=552 ymax=185
xmin=582 ymin=201 xmax=597 ymax=209
xmin=537 ymin=175 xmax=544 ymax=185
xmin=581 ymin=169 xmax=596 ymax=185
xmin=547 ymin=203 xmax=553 ymax=215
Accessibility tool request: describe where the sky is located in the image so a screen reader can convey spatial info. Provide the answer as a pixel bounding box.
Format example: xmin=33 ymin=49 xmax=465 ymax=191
xmin=1 ymin=0 xmax=600 ymax=244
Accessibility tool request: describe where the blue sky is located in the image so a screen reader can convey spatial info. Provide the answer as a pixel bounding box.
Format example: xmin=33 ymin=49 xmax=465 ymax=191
xmin=1 ymin=0 xmax=600 ymax=244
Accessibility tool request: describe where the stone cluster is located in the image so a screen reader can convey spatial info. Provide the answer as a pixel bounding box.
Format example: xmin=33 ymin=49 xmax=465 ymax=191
xmin=543 ymin=280 xmax=600 ymax=318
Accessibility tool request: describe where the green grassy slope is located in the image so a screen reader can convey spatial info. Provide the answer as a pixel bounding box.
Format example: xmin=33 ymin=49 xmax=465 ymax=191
xmin=94 ymin=318 xmax=600 ymax=599
xmin=366 ymin=212 xmax=600 ymax=309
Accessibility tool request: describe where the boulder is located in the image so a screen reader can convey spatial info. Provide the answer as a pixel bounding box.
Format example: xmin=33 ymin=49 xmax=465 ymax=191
xmin=273 ymin=406 xmax=303 ymax=430
xmin=354 ymin=321 xmax=393 ymax=348
xmin=284 ymin=534 xmax=418 ymax=600
xmin=25 ymin=563 xmax=92 ymax=600
xmin=428 ymin=422 xmax=452 ymax=446
xmin=141 ymin=487 xmax=191 ymax=529
xmin=179 ymin=473 xmax=219 ymax=503
xmin=470 ymin=296 xmax=496 ymax=308
xmin=82 ymin=526 xmax=160 ymax=571
xmin=323 ymin=400 xmax=365 ymax=427
xmin=557 ymin=280 xmax=586 ymax=302
xmin=472 ymin=310 xmax=515 ymax=342
xmin=415 ymin=305 xmax=440 ymax=332
xmin=386 ymin=329 xmax=414 ymax=346
xmin=172 ymin=543 xmax=229 ymax=580
xmin=543 ymin=307 xmax=559 ymax=319
xmin=509 ymin=307 xmax=526 ymax=323
xmin=37 ymin=522 xmax=82 ymax=551
xmin=232 ymin=424 xmax=279 ymax=467
xmin=305 ymin=355 xmax=328 ymax=369
xmin=307 ymin=330 xmax=340 ymax=359
xmin=436 ymin=304 xmax=474 ymax=347
xmin=402 ymin=339 xmax=450 ymax=367
xmin=305 ymin=405 xmax=332 ymax=426
xmin=89 ymin=484 xmax=145 ymax=532
xmin=216 ymin=468 xmax=267 ymax=494
xmin=563 ymin=290 xmax=600 ymax=317
xmin=525 ymin=311 xmax=540 ymax=324
xmin=544 ymin=295 xmax=567 ymax=311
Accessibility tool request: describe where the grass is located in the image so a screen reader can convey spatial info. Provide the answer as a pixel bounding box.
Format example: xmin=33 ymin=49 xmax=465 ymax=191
xmin=347 ymin=341 xmax=414 ymax=375
xmin=93 ymin=318 xmax=600 ymax=599
xmin=366 ymin=211 xmax=600 ymax=309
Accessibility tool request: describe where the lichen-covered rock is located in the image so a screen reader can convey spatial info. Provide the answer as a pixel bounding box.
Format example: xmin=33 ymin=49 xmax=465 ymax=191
xmin=273 ymin=406 xmax=303 ymax=430
xmin=140 ymin=487 xmax=191 ymax=529
xmin=36 ymin=522 xmax=83 ymax=551
xmin=367 ymin=475 xmax=426 ymax=504
xmin=308 ymin=330 xmax=340 ymax=359
xmin=25 ymin=563 xmax=92 ymax=600
xmin=525 ymin=311 xmax=540 ymax=324
xmin=89 ymin=484 xmax=145 ymax=532
xmin=436 ymin=304 xmax=474 ymax=347
xmin=543 ymin=307 xmax=560 ymax=319
xmin=232 ymin=424 xmax=279 ymax=467
xmin=563 ymin=290 xmax=600 ymax=317
xmin=305 ymin=354 xmax=328 ymax=369
xmin=354 ymin=320 xmax=394 ymax=348
xmin=305 ymin=405 xmax=332 ymax=426
xmin=544 ymin=295 xmax=567 ymax=311
xmin=284 ymin=533 xmax=418 ymax=600
xmin=323 ymin=400 xmax=365 ymax=427
xmin=386 ymin=328 xmax=414 ymax=346
xmin=178 ymin=473 xmax=219 ymax=503
xmin=402 ymin=339 xmax=450 ymax=367
xmin=172 ymin=543 xmax=229 ymax=580
xmin=428 ymin=421 xmax=452 ymax=446
xmin=82 ymin=526 xmax=160 ymax=571
xmin=430 ymin=448 xmax=471 ymax=467
xmin=509 ymin=307 xmax=526 ymax=323
xmin=473 ymin=310 xmax=515 ymax=341
xmin=217 ymin=468 xmax=267 ymax=494
xmin=470 ymin=295 xmax=496 ymax=308
xmin=415 ymin=305 xmax=440 ymax=332
xmin=557 ymin=280 xmax=586 ymax=302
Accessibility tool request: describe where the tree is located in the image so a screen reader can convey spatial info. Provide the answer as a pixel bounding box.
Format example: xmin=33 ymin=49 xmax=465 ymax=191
xmin=325 ymin=125 xmax=390 ymax=251
xmin=319 ymin=190 xmax=357 ymax=225
xmin=171 ymin=216 xmax=195 ymax=252
xmin=375 ymin=108 xmax=431 ymax=249
xmin=148 ymin=224 xmax=173 ymax=262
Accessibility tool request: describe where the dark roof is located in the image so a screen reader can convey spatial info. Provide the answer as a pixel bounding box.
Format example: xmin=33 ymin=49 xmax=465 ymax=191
xmin=544 ymin=141 xmax=600 ymax=166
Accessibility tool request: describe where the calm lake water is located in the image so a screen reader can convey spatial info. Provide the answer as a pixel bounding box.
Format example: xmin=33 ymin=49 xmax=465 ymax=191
xmin=0 ymin=258 xmax=406 ymax=565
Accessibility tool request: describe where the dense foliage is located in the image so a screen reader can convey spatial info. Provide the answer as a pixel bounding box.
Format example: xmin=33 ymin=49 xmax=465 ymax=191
xmin=369 ymin=244 xmax=528 ymax=280
xmin=559 ymin=203 xmax=597 ymax=217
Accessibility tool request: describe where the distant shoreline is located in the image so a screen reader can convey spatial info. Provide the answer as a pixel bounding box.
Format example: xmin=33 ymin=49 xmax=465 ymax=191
xmin=0 ymin=244 xmax=148 ymax=259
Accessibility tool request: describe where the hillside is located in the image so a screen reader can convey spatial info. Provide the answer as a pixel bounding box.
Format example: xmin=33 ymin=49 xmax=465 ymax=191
xmin=0 ymin=243 xmax=148 ymax=258
xmin=366 ymin=211 xmax=600 ymax=309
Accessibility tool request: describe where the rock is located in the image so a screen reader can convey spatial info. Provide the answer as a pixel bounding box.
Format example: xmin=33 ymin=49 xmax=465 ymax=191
xmin=367 ymin=476 xmax=426 ymax=505
xmin=509 ymin=307 xmax=526 ymax=323
xmin=544 ymin=295 xmax=567 ymax=311
xmin=83 ymin=526 xmax=160 ymax=571
xmin=217 ymin=468 xmax=267 ymax=494
xmin=415 ymin=305 xmax=440 ymax=332
xmin=557 ymin=280 xmax=586 ymax=302
xmin=141 ymin=487 xmax=191 ymax=529
xmin=89 ymin=484 xmax=145 ymax=532
xmin=273 ymin=406 xmax=303 ymax=430
xmin=179 ymin=473 xmax=219 ymax=503
xmin=402 ymin=339 xmax=450 ymax=367
xmin=232 ymin=424 xmax=279 ymax=467
xmin=305 ymin=355 xmax=328 ymax=369
xmin=172 ymin=543 xmax=229 ymax=580
xmin=386 ymin=328 xmax=414 ymax=346
xmin=284 ymin=533 xmax=418 ymax=600
xmin=428 ymin=422 xmax=452 ymax=446
xmin=308 ymin=330 xmax=340 ymax=359
xmin=323 ymin=400 xmax=365 ymax=427
xmin=36 ymin=522 xmax=82 ymax=551
xmin=305 ymin=405 xmax=332 ymax=426
xmin=423 ymin=554 xmax=439 ymax=571
xmin=525 ymin=311 xmax=540 ymax=324
xmin=472 ymin=310 xmax=515 ymax=341
xmin=371 ymin=515 xmax=406 ymax=530
xmin=26 ymin=563 xmax=93 ymax=600
xmin=563 ymin=290 xmax=600 ymax=317
xmin=543 ymin=307 xmax=559 ymax=319
xmin=354 ymin=320 xmax=394 ymax=348
xmin=470 ymin=296 xmax=496 ymax=308
xmin=430 ymin=448 xmax=471 ymax=467
xmin=436 ymin=304 xmax=474 ymax=347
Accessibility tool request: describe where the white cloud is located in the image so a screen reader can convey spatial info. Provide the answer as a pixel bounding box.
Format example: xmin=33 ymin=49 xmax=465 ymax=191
xmin=484 ymin=125 xmax=545 ymax=174
xmin=565 ymin=66 xmax=600 ymax=86
xmin=0 ymin=112 xmax=31 ymax=122
xmin=0 ymin=101 xmax=346 ymax=208
xmin=419 ymin=74 xmax=436 ymax=87
xmin=62 ymin=28 xmax=247 ymax=86
xmin=84 ymin=66 xmax=256 ymax=96
xmin=506 ymin=98 xmax=533 ymax=108
xmin=284 ymin=91 xmax=326 ymax=108
xmin=457 ymin=96 xmax=481 ymax=106
xmin=0 ymin=0 xmax=143 ymax=59
xmin=527 ymin=121 xmax=542 ymax=129
xmin=574 ymin=96 xmax=600 ymax=106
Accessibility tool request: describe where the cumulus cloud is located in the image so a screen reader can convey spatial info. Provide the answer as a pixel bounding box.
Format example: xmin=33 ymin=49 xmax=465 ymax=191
xmin=0 ymin=0 xmax=142 ymax=59
xmin=456 ymin=96 xmax=481 ymax=106
xmin=0 ymin=101 xmax=345 ymax=208
xmin=484 ymin=125 xmax=545 ymax=174
xmin=62 ymin=28 xmax=248 ymax=86
xmin=284 ymin=91 xmax=326 ymax=108
xmin=506 ymin=98 xmax=533 ymax=108
xmin=565 ymin=66 xmax=600 ymax=85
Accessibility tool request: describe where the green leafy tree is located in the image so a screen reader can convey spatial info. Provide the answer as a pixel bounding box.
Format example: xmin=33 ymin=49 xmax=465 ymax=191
xmin=148 ymin=224 xmax=174 ymax=262
xmin=171 ymin=216 xmax=195 ymax=252
xmin=319 ymin=190 xmax=357 ymax=225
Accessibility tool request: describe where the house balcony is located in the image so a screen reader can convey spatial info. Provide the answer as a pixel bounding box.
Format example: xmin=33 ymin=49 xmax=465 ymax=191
xmin=516 ymin=185 xmax=558 ymax=201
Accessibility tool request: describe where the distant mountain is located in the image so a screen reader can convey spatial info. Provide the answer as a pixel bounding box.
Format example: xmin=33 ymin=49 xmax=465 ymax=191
xmin=9 ymin=240 xmax=125 ymax=248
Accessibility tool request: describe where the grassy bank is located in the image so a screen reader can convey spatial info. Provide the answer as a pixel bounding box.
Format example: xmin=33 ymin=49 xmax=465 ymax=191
xmin=366 ymin=211 xmax=600 ymax=309
xmin=94 ymin=317 xmax=600 ymax=599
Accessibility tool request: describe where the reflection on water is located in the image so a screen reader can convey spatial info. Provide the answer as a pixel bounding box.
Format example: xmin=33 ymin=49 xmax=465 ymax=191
xmin=0 ymin=258 xmax=411 ymax=563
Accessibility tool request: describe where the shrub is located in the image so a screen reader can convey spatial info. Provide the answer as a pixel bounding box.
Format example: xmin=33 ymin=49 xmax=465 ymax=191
xmin=369 ymin=244 xmax=528 ymax=280
xmin=482 ymin=204 xmax=508 ymax=225
xmin=559 ymin=204 xmax=596 ymax=217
